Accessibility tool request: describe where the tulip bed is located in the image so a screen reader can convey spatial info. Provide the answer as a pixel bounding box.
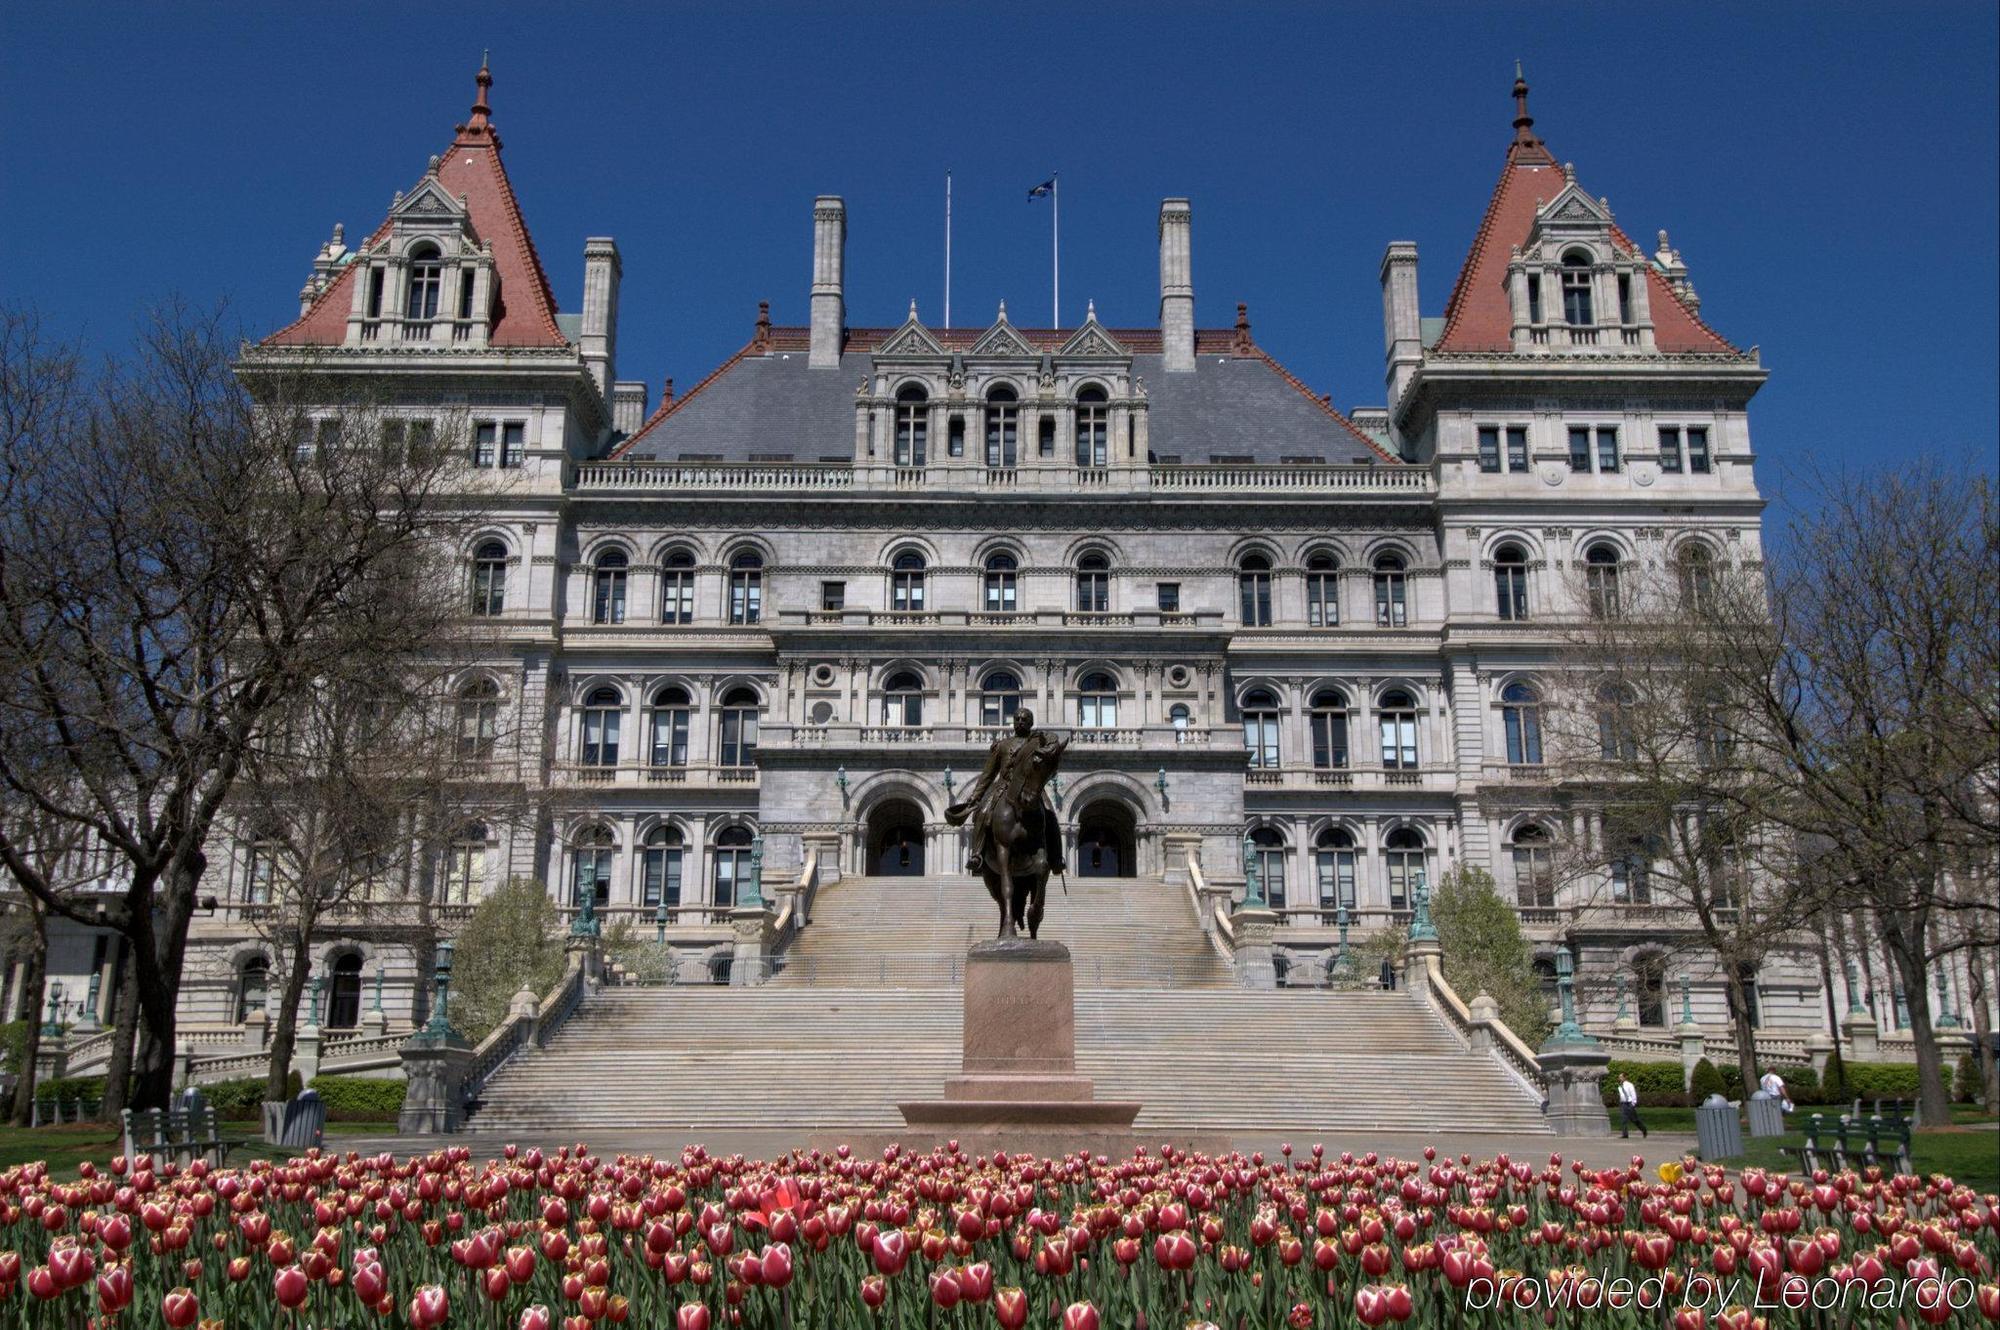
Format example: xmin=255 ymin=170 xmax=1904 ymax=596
xmin=0 ymin=1141 xmax=1995 ymax=1329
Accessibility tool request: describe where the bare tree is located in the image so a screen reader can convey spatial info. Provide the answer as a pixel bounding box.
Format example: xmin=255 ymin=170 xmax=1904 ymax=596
xmin=0 ymin=302 xmax=482 ymax=1114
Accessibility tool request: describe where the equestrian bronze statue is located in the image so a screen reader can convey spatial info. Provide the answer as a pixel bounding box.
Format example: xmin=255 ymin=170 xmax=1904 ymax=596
xmin=945 ymin=709 xmax=1070 ymax=939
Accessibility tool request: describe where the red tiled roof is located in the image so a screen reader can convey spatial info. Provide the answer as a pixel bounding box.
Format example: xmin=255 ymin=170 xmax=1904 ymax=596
xmin=1433 ymin=133 xmax=1738 ymax=356
xmin=263 ymin=64 xmax=567 ymax=350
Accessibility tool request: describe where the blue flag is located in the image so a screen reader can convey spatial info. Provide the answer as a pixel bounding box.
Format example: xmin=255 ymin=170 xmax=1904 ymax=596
xmin=1027 ymin=178 xmax=1054 ymax=199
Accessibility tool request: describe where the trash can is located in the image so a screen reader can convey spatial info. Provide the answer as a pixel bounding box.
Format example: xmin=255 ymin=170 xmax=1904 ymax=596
xmin=1747 ymin=1090 xmax=1785 ymax=1138
xmin=278 ymin=1089 xmax=326 ymax=1149
xmin=1695 ymin=1093 xmax=1742 ymax=1160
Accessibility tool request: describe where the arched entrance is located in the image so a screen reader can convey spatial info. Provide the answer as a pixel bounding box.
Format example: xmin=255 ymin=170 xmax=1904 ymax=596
xmin=1074 ymin=801 xmax=1137 ymax=878
xmin=866 ymin=799 xmax=927 ymax=876
xmin=327 ymin=953 xmax=364 ymax=1028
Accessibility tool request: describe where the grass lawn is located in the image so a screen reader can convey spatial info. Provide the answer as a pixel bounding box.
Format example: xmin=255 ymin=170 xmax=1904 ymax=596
xmin=0 ymin=1120 xmax=388 ymax=1175
xmin=1599 ymin=1103 xmax=1999 ymax=1192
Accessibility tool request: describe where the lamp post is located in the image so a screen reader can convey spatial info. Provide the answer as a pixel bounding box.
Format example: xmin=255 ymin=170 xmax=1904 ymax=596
xmin=1934 ymin=967 xmax=1960 ymax=1028
xmin=1844 ymin=958 xmax=1866 ymax=1016
xmin=1407 ymin=874 xmax=1437 ymax=942
xmin=1549 ymin=949 xmax=1595 ymax=1046
xmin=570 ymin=883 xmax=600 ymax=938
xmin=942 ymin=766 xmax=955 ymax=798
xmin=740 ymin=836 xmax=766 ymax=909
xmin=835 ymin=766 xmax=849 ymax=804
xmin=1050 ymin=775 xmax=1065 ymax=809
xmin=305 ymin=975 xmax=324 ymax=1030
xmin=423 ymin=940 xmax=457 ymax=1039
xmin=1680 ymin=973 xmax=1695 ymax=1027
xmin=1240 ymin=836 xmax=1265 ymax=910
xmin=1154 ymin=768 xmax=1169 ymax=809
xmin=654 ymin=899 xmax=668 ymax=945
xmin=42 ymin=982 xmax=64 ymax=1038
xmin=1334 ymin=900 xmax=1350 ymax=974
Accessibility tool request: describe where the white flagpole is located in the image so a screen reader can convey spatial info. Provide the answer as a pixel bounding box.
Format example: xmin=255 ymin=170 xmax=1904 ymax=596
xmin=944 ymin=171 xmax=952 ymax=330
xmin=1052 ymin=172 xmax=1060 ymax=327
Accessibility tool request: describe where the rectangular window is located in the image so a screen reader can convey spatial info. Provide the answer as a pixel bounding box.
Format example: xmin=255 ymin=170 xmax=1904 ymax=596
xmin=1317 ymin=851 xmax=1356 ymax=910
xmin=1506 ymin=426 xmax=1529 ymax=473
xmin=1380 ymin=714 xmax=1417 ymax=769
xmin=1310 ymin=712 xmax=1349 ymax=769
xmin=1658 ymin=426 xmax=1683 ymax=473
xmin=642 ymin=849 xmax=682 ymax=909
xmin=820 ymin=581 xmax=845 ymax=612
xmin=1037 ymin=416 xmax=1055 ymax=458
xmin=474 ymin=423 xmax=496 ymax=468
xmin=1596 ymin=427 xmax=1620 ymax=473
xmin=1242 ymin=715 xmax=1280 ymax=770
xmin=1687 ymin=426 xmax=1711 ymax=474
xmin=1617 ymin=272 xmax=1633 ymax=325
xmin=1477 ymin=426 xmax=1501 ymax=473
xmin=650 ymin=710 xmax=689 ymax=768
xmin=1526 ymin=274 xmax=1542 ymax=325
xmin=473 ymin=421 xmax=525 ymax=469
xmin=501 ymin=423 xmax=524 ymax=469
xmin=367 ymin=267 xmax=385 ymax=319
xmin=1568 ymin=426 xmax=1592 ymax=472
xmin=947 ymin=416 xmax=964 ymax=457
xmin=1156 ymin=582 xmax=1180 ymax=613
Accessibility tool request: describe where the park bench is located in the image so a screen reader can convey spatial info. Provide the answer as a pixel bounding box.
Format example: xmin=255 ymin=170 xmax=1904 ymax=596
xmin=1781 ymin=1111 xmax=1913 ymax=1176
xmin=31 ymin=1095 xmax=103 ymax=1127
xmin=120 ymin=1105 xmax=253 ymax=1167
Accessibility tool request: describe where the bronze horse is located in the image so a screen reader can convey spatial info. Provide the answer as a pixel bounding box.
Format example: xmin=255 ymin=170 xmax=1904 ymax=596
xmin=944 ymin=710 xmax=1070 ymax=940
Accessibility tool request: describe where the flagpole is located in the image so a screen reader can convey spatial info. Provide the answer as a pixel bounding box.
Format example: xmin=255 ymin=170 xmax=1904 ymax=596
xmin=1052 ymin=172 xmax=1060 ymax=328
xmin=944 ymin=170 xmax=952 ymax=330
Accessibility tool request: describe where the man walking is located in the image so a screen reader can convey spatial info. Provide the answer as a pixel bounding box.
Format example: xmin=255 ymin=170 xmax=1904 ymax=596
xmin=1617 ymin=1074 xmax=1648 ymax=1139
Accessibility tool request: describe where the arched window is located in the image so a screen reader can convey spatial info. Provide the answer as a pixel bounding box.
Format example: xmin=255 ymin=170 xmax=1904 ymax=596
xmin=592 ymin=549 xmax=628 ymax=625
xmin=455 ymin=679 xmax=500 ymax=763
xmin=1248 ymin=827 xmax=1287 ymax=910
xmin=1584 ymin=543 xmax=1622 ymax=618
xmin=1610 ymin=837 xmax=1654 ymax=905
xmin=1384 ymin=828 xmax=1428 ymax=911
xmin=881 ymin=669 xmax=924 ymax=726
xmin=659 ymin=549 xmax=696 ymax=624
xmin=1501 ymin=681 xmax=1544 ymax=765
xmin=984 ymin=387 xmax=1019 ymax=468
xmin=1635 ymin=953 xmax=1667 ymax=1027
xmin=1511 ymin=824 xmax=1554 ymax=908
xmin=728 ymin=550 xmax=763 ymax=624
xmin=1597 ymin=683 xmax=1638 ymax=761
xmin=441 ymin=822 xmax=488 ymax=904
xmin=718 ymin=686 xmax=759 ymax=767
xmin=235 ymin=956 xmax=270 ymax=1023
xmin=890 ymin=550 xmax=927 ymax=613
xmin=1692 ymin=688 xmax=1732 ymax=766
xmin=580 ymin=686 xmax=622 ymax=767
xmin=1373 ymin=552 xmax=1408 ymax=628
xmin=406 ymin=245 xmax=442 ymax=322
xmin=1676 ymin=543 xmax=1715 ymax=613
xmin=1169 ymin=703 xmax=1193 ymax=739
xmin=1378 ymin=689 xmax=1418 ymax=770
xmin=1240 ymin=688 xmax=1281 ymax=770
xmin=1314 ymin=828 xmax=1357 ymax=910
xmin=980 ymin=670 xmax=1021 ymax=727
xmin=648 ymin=686 xmax=691 ymax=768
xmin=1077 ymin=671 xmax=1118 ymax=728
xmin=571 ymin=825 xmax=615 ymax=907
xmin=1074 ymin=386 xmax=1108 ymax=468
xmin=1560 ymin=250 xmax=1594 ymax=326
xmin=641 ymin=826 xmax=684 ymax=910
xmin=1309 ymin=688 xmax=1349 ymax=770
xmin=711 ymin=825 xmax=754 ymax=909
xmin=1305 ymin=552 xmax=1340 ymax=628
xmin=1493 ymin=543 xmax=1529 ymax=622
xmin=894 ymin=385 xmax=928 ymax=468
xmin=470 ymin=541 xmax=508 ymax=617
xmin=1238 ymin=553 xmax=1272 ymax=627
xmin=328 ymin=953 xmax=364 ymax=1028
xmin=1074 ymin=551 xmax=1110 ymax=613
xmin=983 ymin=552 xmax=1018 ymax=613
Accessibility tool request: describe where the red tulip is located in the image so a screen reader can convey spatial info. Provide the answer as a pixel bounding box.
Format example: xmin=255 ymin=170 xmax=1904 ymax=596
xmin=161 ymin=1287 xmax=200 ymax=1328
xmin=760 ymin=1242 xmax=794 ymax=1289
xmin=1975 ymin=1284 xmax=2000 ymax=1321
xmin=96 ymin=1263 xmax=133 ymax=1314
xmin=274 ymin=1265 xmax=309 ymax=1309
xmin=1062 ymin=1302 xmax=1100 ymax=1330
xmin=993 ymin=1286 xmax=1029 ymax=1329
xmin=1354 ymin=1285 xmax=1391 ymax=1328
xmin=1672 ymin=1308 xmax=1706 ymax=1330
xmin=484 ymin=1264 xmax=513 ymax=1302
xmin=930 ymin=1268 xmax=963 ymax=1309
xmin=871 ymin=1227 xmax=909 ymax=1275
xmin=961 ymin=1261 xmax=994 ymax=1302
xmin=675 ymin=1304 xmax=711 ymax=1330
xmin=519 ymin=1307 xmax=553 ymax=1330
xmin=353 ymin=1261 xmax=387 ymax=1304
xmin=860 ymin=1275 xmax=888 ymax=1309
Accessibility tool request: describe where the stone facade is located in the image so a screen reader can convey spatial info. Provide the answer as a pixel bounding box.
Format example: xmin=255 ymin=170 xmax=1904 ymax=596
xmin=32 ymin=64 xmax=1995 ymax=1065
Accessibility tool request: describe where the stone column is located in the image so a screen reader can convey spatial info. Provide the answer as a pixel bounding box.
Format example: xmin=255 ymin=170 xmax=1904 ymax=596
xmin=240 ymin=1009 xmax=269 ymax=1053
xmin=397 ymin=1033 xmax=474 ymax=1134
xmin=1231 ymin=907 xmax=1278 ymax=990
xmin=1467 ymin=991 xmax=1500 ymax=1057
xmin=1804 ymin=1031 xmax=1834 ymax=1078
xmin=1403 ymin=935 xmax=1440 ymax=1002
xmin=730 ymin=906 xmax=777 ymax=987
xmin=1537 ymin=950 xmax=1612 ymax=1136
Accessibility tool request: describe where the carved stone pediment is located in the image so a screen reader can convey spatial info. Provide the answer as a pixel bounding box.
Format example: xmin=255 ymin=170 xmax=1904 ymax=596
xmin=968 ymin=308 xmax=1037 ymax=360
xmin=875 ymin=310 xmax=947 ymax=359
xmin=1058 ymin=314 xmax=1128 ymax=360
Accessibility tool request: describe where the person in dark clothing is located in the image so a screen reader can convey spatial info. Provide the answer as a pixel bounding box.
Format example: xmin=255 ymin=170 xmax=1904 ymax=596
xmin=1617 ymin=1075 xmax=1649 ymax=1138
xmin=1379 ymin=957 xmax=1396 ymax=991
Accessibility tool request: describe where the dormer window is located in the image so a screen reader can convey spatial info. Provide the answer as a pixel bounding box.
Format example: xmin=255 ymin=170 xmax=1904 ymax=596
xmin=984 ymin=387 xmax=1018 ymax=468
xmin=1526 ymin=273 xmax=1542 ymax=325
xmin=1560 ymin=251 xmax=1594 ymax=326
xmin=406 ymin=246 xmax=443 ymax=321
xmin=893 ymin=386 xmax=928 ymax=468
xmin=1075 ymin=386 xmax=1108 ymax=467
xmin=1617 ymin=272 xmax=1633 ymax=326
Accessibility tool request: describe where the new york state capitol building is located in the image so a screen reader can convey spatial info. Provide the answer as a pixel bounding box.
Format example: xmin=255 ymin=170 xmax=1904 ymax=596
xmin=150 ymin=65 xmax=1835 ymax=1045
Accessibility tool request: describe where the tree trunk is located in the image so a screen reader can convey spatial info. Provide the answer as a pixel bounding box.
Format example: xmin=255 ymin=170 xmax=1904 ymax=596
xmin=129 ymin=853 xmax=206 ymax=1112
xmin=263 ymin=930 xmax=313 ymax=1106
xmin=1877 ymin=908 xmax=1953 ymax=1125
xmin=9 ymin=922 xmax=46 ymax=1125
xmin=1968 ymin=945 xmax=1997 ymax=1113
xmin=1722 ymin=963 xmax=1762 ymax=1097
xmin=97 ymin=961 xmax=140 ymax=1121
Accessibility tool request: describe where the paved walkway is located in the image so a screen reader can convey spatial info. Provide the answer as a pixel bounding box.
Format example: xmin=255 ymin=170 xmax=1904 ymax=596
xmin=334 ymin=1128 xmax=1700 ymax=1173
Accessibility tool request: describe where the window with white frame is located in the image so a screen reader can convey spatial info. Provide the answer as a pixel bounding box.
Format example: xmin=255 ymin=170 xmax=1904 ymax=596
xmin=1378 ymin=689 xmax=1418 ymax=769
xmin=592 ymin=550 xmax=628 ymax=624
xmin=983 ymin=552 xmax=1018 ymax=613
xmin=1240 ymin=689 xmax=1281 ymax=769
xmin=1309 ymin=688 xmax=1350 ymax=769
xmin=1075 ymin=386 xmax=1109 ymax=467
xmin=1305 ymin=553 xmax=1340 ymax=627
xmin=1315 ymin=828 xmax=1357 ymax=909
xmin=890 ymin=550 xmax=927 ymax=612
xmin=1238 ymin=553 xmax=1273 ymax=626
xmin=641 ymin=826 xmax=684 ymax=909
xmin=1493 ymin=543 xmax=1529 ymax=621
xmin=894 ymin=386 xmax=928 ymax=467
xmin=579 ymin=687 xmax=622 ymax=767
xmin=728 ymin=551 xmax=763 ymax=624
xmin=648 ymin=686 xmax=691 ymax=768
xmin=1372 ymin=553 xmax=1407 ymax=627
xmin=470 ymin=541 xmax=508 ymax=617
xmin=1074 ymin=552 xmax=1110 ymax=613
xmin=717 ymin=687 xmax=759 ymax=767
xmin=1077 ymin=671 xmax=1118 ymax=728
xmin=881 ymin=670 xmax=924 ymax=726
xmin=980 ymin=671 xmax=1021 ymax=727
xmin=1501 ymin=680 xmax=1544 ymax=765
xmin=1384 ymin=828 xmax=1427 ymax=911
xmin=659 ymin=550 xmax=696 ymax=624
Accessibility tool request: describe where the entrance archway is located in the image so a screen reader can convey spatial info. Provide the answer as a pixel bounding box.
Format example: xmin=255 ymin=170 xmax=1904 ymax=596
xmin=1074 ymin=801 xmax=1137 ymax=878
xmin=327 ymin=953 xmax=364 ymax=1028
xmin=866 ymin=799 xmax=927 ymax=876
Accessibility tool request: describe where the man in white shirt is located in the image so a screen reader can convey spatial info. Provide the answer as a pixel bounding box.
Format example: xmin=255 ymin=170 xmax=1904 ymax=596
xmin=1617 ymin=1075 xmax=1648 ymax=1139
xmin=1759 ymin=1069 xmax=1789 ymax=1113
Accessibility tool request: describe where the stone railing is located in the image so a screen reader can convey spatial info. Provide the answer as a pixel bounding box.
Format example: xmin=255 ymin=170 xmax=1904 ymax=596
xmin=771 ymin=847 xmax=822 ymax=955
xmin=463 ymin=950 xmax=592 ymax=1110
xmin=1589 ymin=1027 xmax=1819 ymax=1068
xmin=1185 ymin=848 xmax=1237 ymax=964
xmin=572 ymin=460 xmax=1433 ymax=497
xmin=772 ymin=722 xmax=1226 ymax=754
xmin=1423 ymin=957 xmax=1545 ymax=1096
xmin=182 ymin=1028 xmax=409 ymax=1087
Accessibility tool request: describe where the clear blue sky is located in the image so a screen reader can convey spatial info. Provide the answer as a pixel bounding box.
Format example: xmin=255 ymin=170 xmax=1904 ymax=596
xmin=4 ymin=4 xmax=1995 ymax=499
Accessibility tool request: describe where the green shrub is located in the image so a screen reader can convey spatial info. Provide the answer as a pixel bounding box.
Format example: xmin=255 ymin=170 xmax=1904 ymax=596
xmin=1842 ymin=1061 xmax=1921 ymax=1097
xmin=196 ymin=1072 xmax=303 ymax=1120
xmin=1689 ymin=1058 xmax=1727 ymax=1101
xmin=1953 ymin=1053 xmax=1980 ymax=1104
xmin=0 ymin=1020 xmax=30 ymax=1076
xmin=34 ymin=1074 xmax=107 ymax=1104
xmin=1600 ymin=1060 xmax=1688 ymax=1105
xmin=307 ymin=1075 xmax=406 ymax=1121
xmin=452 ymin=877 xmax=566 ymax=1043
xmin=1430 ymin=866 xmax=1551 ymax=1045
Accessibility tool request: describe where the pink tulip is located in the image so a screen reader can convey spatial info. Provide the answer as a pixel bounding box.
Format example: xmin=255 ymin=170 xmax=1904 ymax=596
xmin=274 ymin=1265 xmax=309 ymax=1309
xmin=410 ymin=1284 xmax=450 ymax=1328
xmin=993 ymin=1286 xmax=1029 ymax=1329
xmin=161 ymin=1287 xmax=200 ymax=1328
xmin=96 ymin=1263 xmax=133 ymax=1314
xmin=1062 ymin=1301 xmax=1100 ymax=1330
xmin=675 ymin=1305 xmax=711 ymax=1330
xmin=518 ymin=1307 xmax=553 ymax=1330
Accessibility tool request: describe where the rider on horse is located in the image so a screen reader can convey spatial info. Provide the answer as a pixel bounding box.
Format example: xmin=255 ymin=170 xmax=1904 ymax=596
xmin=945 ymin=708 xmax=1067 ymax=877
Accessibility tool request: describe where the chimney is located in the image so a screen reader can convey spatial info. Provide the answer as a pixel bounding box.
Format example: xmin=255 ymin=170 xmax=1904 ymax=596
xmin=1158 ymin=199 xmax=1194 ymax=372
xmin=581 ymin=237 xmax=621 ymax=395
xmin=611 ymin=381 xmax=647 ymax=436
xmin=809 ymin=196 xmax=846 ymax=368
xmin=1380 ymin=241 xmax=1421 ymax=410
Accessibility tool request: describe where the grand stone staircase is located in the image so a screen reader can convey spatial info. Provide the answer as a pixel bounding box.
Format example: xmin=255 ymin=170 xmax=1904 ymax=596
xmin=467 ymin=873 xmax=1551 ymax=1138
